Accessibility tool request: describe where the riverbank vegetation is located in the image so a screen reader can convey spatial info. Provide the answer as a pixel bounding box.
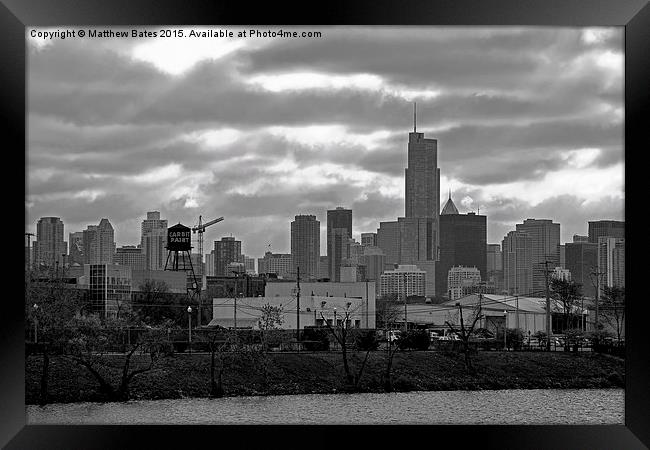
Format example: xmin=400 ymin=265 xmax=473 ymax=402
xmin=26 ymin=350 xmax=624 ymax=404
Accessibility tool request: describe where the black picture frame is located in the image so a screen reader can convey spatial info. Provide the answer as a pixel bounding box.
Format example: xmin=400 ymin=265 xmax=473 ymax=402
xmin=3 ymin=0 xmax=648 ymax=448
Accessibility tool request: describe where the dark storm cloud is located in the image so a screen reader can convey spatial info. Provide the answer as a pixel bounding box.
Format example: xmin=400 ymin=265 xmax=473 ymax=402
xmin=26 ymin=27 xmax=624 ymax=254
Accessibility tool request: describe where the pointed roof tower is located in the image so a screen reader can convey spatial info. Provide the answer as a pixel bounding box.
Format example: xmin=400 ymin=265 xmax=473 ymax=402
xmin=441 ymin=189 xmax=459 ymax=215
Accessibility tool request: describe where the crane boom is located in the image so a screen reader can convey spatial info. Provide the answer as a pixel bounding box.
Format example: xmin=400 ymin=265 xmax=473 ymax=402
xmin=192 ymin=216 xmax=224 ymax=232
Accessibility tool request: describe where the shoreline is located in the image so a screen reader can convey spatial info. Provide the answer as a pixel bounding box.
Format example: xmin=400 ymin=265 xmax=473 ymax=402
xmin=26 ymin=351 xmax=625 ymax=405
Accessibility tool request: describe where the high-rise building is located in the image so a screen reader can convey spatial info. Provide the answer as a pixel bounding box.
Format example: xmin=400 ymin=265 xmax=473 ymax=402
xmin=141 ymin=211 xmax=168 ymax=271
xmin=214 ymin=237 xmax=242 ymax=276
xmin=68 ymin=231 xmax=84 ymax=266
xmin=327 ymin=208 xmax=352 ymax=282
xmin=559 ymin=244 xmax=566 ymax=268
xmin=82 ymin=218 xmax=115 ymax=265
xmin=243 ymin=256 xmax=256 ymax=274
xmin=588 ymin=220 xmax=624 ymax=243
xmin=552 ymin=267 xmax=571 ymax=281
xmin=435 ymin=194 xmax=486 ymax=297
xmin=502 ymin=230 xmax=533 ymax=296
xmin=33 ymin=217 xmax=67 ymax=269
xmin=291 ymin=214 xmax=320 ymax=280
xmin=115 ymin=245 xmax=145 ymax=271
xmin=361 ymin=232 xmax=377 ymax=247
xmin=258 ymin=252 xmax=293 ymax=278
xmin=204 ymin=253 xmax=215 ymax=276
xmin=573 ymin=234 xmax=589 ymax=243
xmin=380 ymin=264 xmax=426 ymax=298
xmin=515 ymin=219 xmax=560 ymax=296
xmin=447 ymin=266 xmax=481 ymax=301
xmin=405 ymin=116 xmax=440 ymax=222
xmin=318 ymin=256 xmax=329 ymax=280
xmin=359 ymin=246 xmax=386 ymax=291
xmin=598 ymin=237 xmax=625 ymax=296
xmin=486 ymin=243 xmax=503 ymax=292
xmin=565 ymin=241 xmax=598 ymax=298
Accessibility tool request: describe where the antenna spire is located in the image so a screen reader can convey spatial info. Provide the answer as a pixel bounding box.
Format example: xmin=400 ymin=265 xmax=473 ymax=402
xmin=413 ymin=102 xmax=417 ymax=133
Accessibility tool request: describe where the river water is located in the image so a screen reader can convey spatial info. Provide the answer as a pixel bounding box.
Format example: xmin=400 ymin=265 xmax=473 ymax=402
xmin=26 ymin=389 xmax=623 ymax=425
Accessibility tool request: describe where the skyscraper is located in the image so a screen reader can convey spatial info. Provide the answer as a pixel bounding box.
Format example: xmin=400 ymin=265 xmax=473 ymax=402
xmin=115 ymin=245 xmax=145 ymax=271
xmin=502 ymin=230 xmax=533 ymax=296
xmin=515 ymin=219 xmax=560 ymax=296
xmin=291 ymin=214 xmax=320 ymax=280
xmin=565 ymin=241 xmax=598 ymax=298
xmin=141 ymin=211 xmax=168 ymax=271
xmin=33 ymin=217 xmax=67 ymax=269
xmin=258 ymin=252 xmax=293 ymax=278
xmin=598 ymin=237 xmax=625 ymax=296
xmin=327 ymin=207 xmax=352 ymax=282
xmin=361 ymin=232 xmax=377 ymax=247
xmin=435 ymin=194 xmax=487 ymax=297
xmin=588 ymin=220 xmax=624 ymax=243
xmin=82 ymin=218 xmax=115 ymax=265
xmin=214 ymin=237 xmax=242 ymax=276
xmin=68 ymin=231 xmax=84 ymax=266
xmin=486 ymin=243 xmax=503 ymax=292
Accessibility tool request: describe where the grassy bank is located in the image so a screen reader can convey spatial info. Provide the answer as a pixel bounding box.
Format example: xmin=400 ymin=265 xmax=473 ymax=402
xmin=25 ymin=351 xmax=624 ymax=404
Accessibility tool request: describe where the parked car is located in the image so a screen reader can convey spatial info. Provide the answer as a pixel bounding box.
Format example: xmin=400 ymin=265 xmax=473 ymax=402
xmin=387 ymin=330 xmax=401 ymax=342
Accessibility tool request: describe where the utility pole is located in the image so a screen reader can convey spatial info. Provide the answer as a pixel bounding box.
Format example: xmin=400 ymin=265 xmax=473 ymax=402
xmin=296 ymin=266 xmax=301 ymax=343
xmin=365 ymin=279 xmax=369 ymax=329
xmin=543 ymin=261 xmax=552 ymax=352
xmin=403 ymin=272 xmax=408 ymax=332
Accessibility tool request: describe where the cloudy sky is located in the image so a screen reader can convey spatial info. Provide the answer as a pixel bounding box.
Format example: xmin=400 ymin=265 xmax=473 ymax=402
xmin=26 ymin=26 xmax=624 ymax=258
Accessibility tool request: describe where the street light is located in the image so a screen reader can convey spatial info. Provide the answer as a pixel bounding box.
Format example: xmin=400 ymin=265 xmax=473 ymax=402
xmin=187 ymin=306 xmax=192 ymax=354
xmin=503 ymin=310 xmax=508 ymax=351
xmin=33 ymin=303 xmax=39 ymax=344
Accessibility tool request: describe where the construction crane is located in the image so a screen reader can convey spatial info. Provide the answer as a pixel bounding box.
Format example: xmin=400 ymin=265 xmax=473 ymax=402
xmin=191 ymin=216 xmax=224 ymax=327
xmin=192 ymin=216 xmax=225 ymax=262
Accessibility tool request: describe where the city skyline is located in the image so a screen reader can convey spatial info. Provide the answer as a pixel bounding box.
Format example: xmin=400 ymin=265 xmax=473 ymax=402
xmin=26 ymin=26 xmax=624 ymax=257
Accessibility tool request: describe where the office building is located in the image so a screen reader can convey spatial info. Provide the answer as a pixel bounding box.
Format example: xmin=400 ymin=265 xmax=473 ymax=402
xmin=405 ymin=116 xmax=440 ymax=221
xmin=380 ymin=264 xmax=426 ymax=298
xmin=258 ymin=252 xmax=293 ymax=278
xmin=327 ymin=207 xmax=352 ymax=282
xmin=115 ymin=245 xmax=145 ymax=271
xmin=515 ymin=219 xmax=560 ymax=296
xmin=205 ymin=253 xmax=215 ymax=276
xmin=82 ymin=218 xmax=115 ymax=265
xmin=487 ymin=243 xmax=504 ymax=293
xmin=565 ymin=241 xmax=598 ymax=298
xmin=68 ymin=231 xmax=84 ymax=266
xmin=214 ymin=236 xmax=242 ymax=276
xmin=83 ymin=263 xmax=131 ymax=318
xmin=588 ymin=220 xmax=624 ymax=243
xmin=361 ymin=232 xmax=377 ymax=247
xmin=33 ymin=217 xmax=67 ymax=269
xmin=502 ymin=231 xmax=533 ymax=296
xmin=435 ymin=194 xmax=486 ymax=297
xmin=291 ymin=214 xmax=320 ymax=280
xmin=552 ymin=267 xmax=571 ymax=281
xmin=447 ymin=266 xmax=481 ymax=301
xmin=598 ymin=237 xmax=625 ymax=296
xmin=573 ymin=235 xmax=589 ymax=243
xmin=141 ymin=211 xmax=168 ymax=271
xmin=318 ymin=256 xmax=329 ymax=280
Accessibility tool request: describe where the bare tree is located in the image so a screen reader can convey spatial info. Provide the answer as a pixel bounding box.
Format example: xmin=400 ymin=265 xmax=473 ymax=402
xmin=375 ymin=296 xmax=403 ymax=391
xmin=63 ymin=315 xmax=170 ymax=401
xmin=600 ymin=286 xmax=625 ymax=344
xmin=445 ymin=302 xmax=483 ymax=375
xmin=550 ymin=278 xmax=583 ymax=347
xmin=319 ymin=308 xmax=371 ymax=391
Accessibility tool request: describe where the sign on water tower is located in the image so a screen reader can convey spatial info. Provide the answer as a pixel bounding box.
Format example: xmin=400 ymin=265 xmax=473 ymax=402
xmin=167 ymin=223 xmax=192 ymax=251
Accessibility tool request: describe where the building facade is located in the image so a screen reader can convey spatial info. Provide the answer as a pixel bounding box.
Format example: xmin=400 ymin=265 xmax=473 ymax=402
xmin=82 ymin=218 xmax=115 ymax=265
xmin=447 ymin=265 xmax=482 ymax=301
xmin=361 ymin=232 xmax=377 ymax=247
xmin=598 ymin=237 xmax=625 ymax=295
xmin=515 ymin=219 xmax=560 ymax=296
xmin=214 ymin=236 xmax=242 ymax=277
xmin=380 ymin=264 xmax=426 ymax=298
xmin=588 ymin=220 xmax=624 ymax=243
xmin=565 ymin=241 xmax=598 ymax=298
xmin=115 ymin=245 xmax=145 ymax=271
xmin=502 ymin=230 xmax=533 ymax=296
xmin=291 ymin=214 xmax=320 ymax=280
xmin=327 ymin=207 xmax=352 ymax=282
xmin=486 ymin=243 xmax=504 ymax=293
xmin=83 ymin=263 xmax=132 ymax=318
xmin=33 ymin=217 xmax=67 ymax=269
xmin=258 ymin=252 xmax=293 ymax=278
xmin=141 ymin=211 xmax=168 ymax=271
xmin=68 ymin=231 xmax=85 ymax=266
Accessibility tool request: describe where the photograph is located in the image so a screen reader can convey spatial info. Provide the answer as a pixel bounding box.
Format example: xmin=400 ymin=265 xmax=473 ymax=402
xmin=22 ymin=24 xmax=628 ymax=427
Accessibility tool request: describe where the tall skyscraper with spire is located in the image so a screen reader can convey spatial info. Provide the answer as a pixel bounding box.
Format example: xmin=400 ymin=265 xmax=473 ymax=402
xmin=376 ymin=104 xmax=440 ymax=296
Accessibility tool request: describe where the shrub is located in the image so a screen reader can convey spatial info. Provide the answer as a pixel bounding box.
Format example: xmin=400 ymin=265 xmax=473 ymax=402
xmin=354 ymin=330 xmax=380 ymax=351
xmin=398 ymin=330 xmax=430 ymax=350
xmin=302 ymin=327 xmax=330 ymax=351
